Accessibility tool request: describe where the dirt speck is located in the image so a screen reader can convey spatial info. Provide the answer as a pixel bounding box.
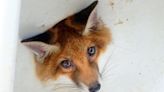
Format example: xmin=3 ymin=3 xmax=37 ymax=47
xmin=110 ymin=2 xmax=114 ymax=6
xmin=109 ymin=0 xmax=115 ymax=9
xmin=126 ymin=18 xmax=129 ymax=21
xmin=41 ymin=24 xmax=46 ymax=27
xmin=138 ymin=72 xmax=142 ymax=75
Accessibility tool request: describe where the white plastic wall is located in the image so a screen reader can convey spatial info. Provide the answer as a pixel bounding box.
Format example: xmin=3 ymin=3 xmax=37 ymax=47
xmin=0 ymin=0 xmax=20 ymax=92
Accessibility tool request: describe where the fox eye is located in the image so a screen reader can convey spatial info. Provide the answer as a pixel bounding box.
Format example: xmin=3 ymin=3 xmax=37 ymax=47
xmin=60 ymin=60 xmax=72 ymax=69
xmin=87 ymin=46 xmax=96 ymax=56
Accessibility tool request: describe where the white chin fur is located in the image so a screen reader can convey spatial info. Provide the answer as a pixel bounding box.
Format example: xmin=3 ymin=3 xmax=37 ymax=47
xmin=43 ymin=76 xmax=89 ymax=92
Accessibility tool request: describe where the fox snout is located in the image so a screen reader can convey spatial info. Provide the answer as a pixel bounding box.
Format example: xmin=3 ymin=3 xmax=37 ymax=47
xmin=78 ymin=71 xmax=101 ymax=92
xmin=89 ymin=81 xmax=101 ymax=92
xmin=74 ymin=61 xmax=101 ymax=92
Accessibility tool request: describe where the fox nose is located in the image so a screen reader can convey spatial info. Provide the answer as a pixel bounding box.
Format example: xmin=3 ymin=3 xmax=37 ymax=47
xmin=89 ymin=83 xmax=101 ymax=92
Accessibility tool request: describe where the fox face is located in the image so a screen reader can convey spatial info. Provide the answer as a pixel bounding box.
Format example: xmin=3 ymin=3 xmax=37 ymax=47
xmin=22 ymin=1 xmax=111 ymax=92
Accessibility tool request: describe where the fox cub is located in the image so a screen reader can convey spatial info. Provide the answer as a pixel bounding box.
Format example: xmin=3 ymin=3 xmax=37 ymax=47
xmin=22 ymin=1 xmax=111 ymax=92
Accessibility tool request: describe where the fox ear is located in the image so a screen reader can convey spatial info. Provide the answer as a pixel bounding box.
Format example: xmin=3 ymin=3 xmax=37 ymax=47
xmin=83 ymin=7 xmax=103 ymax=35
xmin=22 ymin=41 xmax=59 ymax=63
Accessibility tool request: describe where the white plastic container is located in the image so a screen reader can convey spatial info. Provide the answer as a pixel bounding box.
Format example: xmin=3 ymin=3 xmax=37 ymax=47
xmin=1 ymin=0 xmax=164 ymax=92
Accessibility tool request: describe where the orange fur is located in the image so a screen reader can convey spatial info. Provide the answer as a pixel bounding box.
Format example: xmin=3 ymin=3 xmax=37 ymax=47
xmin=35 ymin=19 xmax=111 ymax=87
xmin=23 ymin=1 xmax=112 ymax=90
